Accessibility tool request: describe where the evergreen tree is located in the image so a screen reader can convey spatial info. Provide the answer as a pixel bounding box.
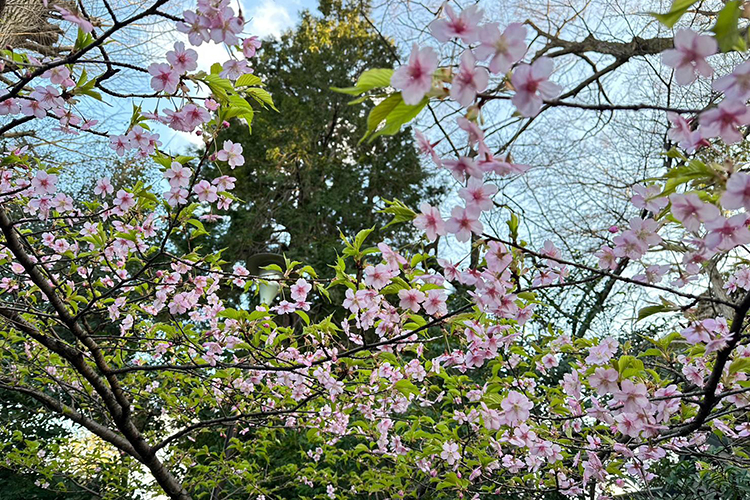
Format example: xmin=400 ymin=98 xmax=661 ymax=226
xmin=202 ymin=0 xmax=441 ymax=276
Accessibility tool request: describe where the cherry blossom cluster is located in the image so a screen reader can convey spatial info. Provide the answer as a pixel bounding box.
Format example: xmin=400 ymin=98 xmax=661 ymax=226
xmin=390 ymin=5 xmax=561 ymax=117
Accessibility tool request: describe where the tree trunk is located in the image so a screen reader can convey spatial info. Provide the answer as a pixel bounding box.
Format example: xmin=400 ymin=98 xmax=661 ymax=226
xmin=0 ymin=0 xmax=64 ymax=55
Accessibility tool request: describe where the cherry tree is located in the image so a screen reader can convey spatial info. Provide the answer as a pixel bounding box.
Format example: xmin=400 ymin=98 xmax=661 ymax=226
xmin=1 ymin=0 xmax=750 ymax=499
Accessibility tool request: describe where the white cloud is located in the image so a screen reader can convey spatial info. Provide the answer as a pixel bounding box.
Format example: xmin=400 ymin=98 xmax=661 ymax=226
xmin=245 ymin=0 xmax=293 ymax=38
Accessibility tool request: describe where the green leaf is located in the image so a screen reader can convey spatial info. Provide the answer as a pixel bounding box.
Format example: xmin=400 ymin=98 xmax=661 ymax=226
xmin=712 ymin=1 xmax=744 ymax=52
xmin=379 ymin=199 xmax=417 ymax=228
xmin=637 ymin=304 xmax=673 ymax=322
xmin=295 ymin=310 xmax=310 ymax=326
xmin=364 ymin=94 xmax=402 ymax=142
xmin=201 ymin=74 xmax=234 ymax=102
xmin=617 ymin=355 xmax=645 ymax=378
xmin=393 ymin=379 xmax=420 ymax=396
xmin=651 ymin=0 xmax=699 ymax=27
xmin=235 ymin=73 xmax=263 ymax=87
xmin=331 ymin=68 xmax=394 ymax=96
xmin=357 ymin=68 xmax=393 ymax=89
xmin=368 ymin=96 xmax=428 ymax=142
xmin=729 ymin=358 xmax=750 ymax=375
xmin=245 ymin=87 xmax=278 ymax=111
xmin=352 ymin=226 xmax=375 ymax=253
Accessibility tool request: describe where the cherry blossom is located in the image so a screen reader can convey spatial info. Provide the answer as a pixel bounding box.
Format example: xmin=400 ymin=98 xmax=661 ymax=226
xmin=440 ymin=441 xmax=461 ymax=465
xmin=661 ymin=29 xmax=717 ymax=85
xmin=114 ymin=189 xmax=136 ymax=213
xmin=442 ymin=156 xmax=482 ymax=181
xmin=31 ymin=171 xmax=57 ymax=196
xmin=148 ymin=63 xmax=180 ymax=94
xmin=501 ymin=390 xmax=532 ymax=425
xmin=445 ymin=205 xmax=483 ymax=242
xmin=242 ymin=36 xmax=262 ymax=58
xmin=510 ymin=57 xmax=561 ymax=117
xmin=630 ymin=184 xmax=667 ymax=213
xmin=713 ymin=61 xmax=750 ymax=101
xmin=700 ymin=99 xmax=750 ymax=144
xmin=450 ymin=50 xmax=489 ymax=107
xmin=429 ymin=4 xmax=483 ymax=44
xmin=704 ymin=213 xmax=750 ymax=251
xmin=164 ymin=162 xmax=192 ymax=188
xmin=94 ymin=177 xmax=114 ymax=197
xmin=194 ymin=180 xmax=218 ymax=202
xmin=390 ymin=44 xmax=438 ymax=105
xmin=167 ymin=42 xmax=199 ymax=74
xmin=216 ymin=140 xmax=245 ymax=168
xmin=398 ymin=288 xmax=426 ymax=312
xmin=413 ymin=203 xmax=446 ymax=241
xmin=458 ymin=177 xmax=498 ymax=213
xmin=670 ymin=193 xmax=720 ymax=232
xmin=475 ymin=22 xmax=527 ymax=74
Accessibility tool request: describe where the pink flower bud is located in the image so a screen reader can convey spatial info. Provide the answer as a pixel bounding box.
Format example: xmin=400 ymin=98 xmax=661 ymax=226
xmin=608 ymin=225 xmax=619 ymax=233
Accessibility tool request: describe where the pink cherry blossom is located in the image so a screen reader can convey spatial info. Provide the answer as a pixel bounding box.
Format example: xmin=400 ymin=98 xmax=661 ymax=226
xmin=148 ymin=63 xmax=180 ymax=94
xmin=429 ymin=4 xmax=483 ymax=44
xmin=194 ymin=180 xmax=218 ymax=202
xmin=442 ymin=156 xmax=482 ymax=181
xmin=595 ymin=245 xmax=618 ymax=270
xmin=31 ymin=171 xmax=58 ymax=196
xmin=109 ymin=135 xmax=131 ymax=156
xmin=165 ymin=187 xmax=188 ymax=207
xmin=43 ymin=66 xmax=75 ymax=88
xmin=704 ymin=213 xmax=750 ymax=251
xmin=670 ymin=193 xmax=721 ymax=232
xmin=478 ymin=153 xmax=530 ymax=176
xmin=501 ymin=390 xmax=532 ymax=425
xmin=415 ymin=130 xmax=441 ymax=165
xmin=216 ymin=140 xmax=245 ymax=168
xmin=612 ymin=232 xmax=647 ymax=260
xmin=114 ymin=189 xmax=136 ymax=212
xmin=290 ymin=278 xmax=311 ymax=302
xmin=661 ymin=29 xmax=717 ymax=85
xmin=30 ymin=86 xmax=64 ymax=109
xmin=242 ymin=36 xmax=262 ymax=58
xmin=445 ymin=205 xmax=483 ymax=242
xmin=589 ymin=368 xmax=619 ymax=395
xmin=391 ymin=44 xmax=438 ymax=106
xmin=681 ymin=319 xmax=718 ymax=344
xmin=423 ymin=290 xmax=448 ymax=316
xmin=474 ymin=22 xmax=527 ymax=74
xmin=713 ymin=61 xmax=750 ymax=101
xmin=440 ymin=440 xmax=461 ymax=465
xmin=220 ymin=59 xmax=252 ymax=80
xmin=19 ymin=99 xmax=44 ymax=118
xmin=612 ymin=379 xmax=649 ymax=413
xmin=630 ymin=184 xmax=668 ymax=213
xmin=177 ymin=10 xmax=210 ymax=46
xmin=413 ymin=202 xmax=446 ymax=241
xmin=458 ymin=177 xmax=498 ymax=213
xmin=364 ymin=263 xmax=394 ymax=290
xmin=54 ymin=6 xmax=93 ymax=33
xmin=398 ymin=288 xmax=426 ymax=312
xmin=456 ymin=117 xmax=489 ymax=156
xmin=585 ymin=337 xmax=618 ymax=365
xmin=450 ymin=50 xmax=489 ymax=107
xmin=511 ymin=57 xmax=561 ymax=117
xmin=94 ymin=177 xmax=114 ymax=197
xmin=209 ymin=7 xmax=244 ymax=46
xmin=700 ymin=100 xmax=750 ymax=144
xmin=164 ymin=162 xmax=192 ymax=188
xmin=167 ymin=42 xmax=198 ymax=74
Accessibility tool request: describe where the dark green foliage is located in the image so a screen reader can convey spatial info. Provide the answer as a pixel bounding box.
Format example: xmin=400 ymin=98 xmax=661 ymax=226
xmin=201 ymin=0 xmax=440 ymax=278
